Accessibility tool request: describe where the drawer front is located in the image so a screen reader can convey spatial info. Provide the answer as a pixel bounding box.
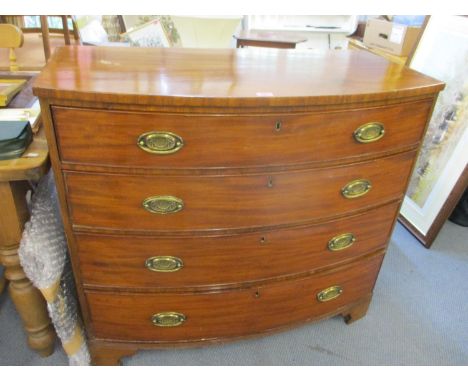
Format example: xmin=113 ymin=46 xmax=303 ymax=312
xmin=66 ymin=151 xmax=414 ymax=231
xmin=76 ymin=203 xmax=398 ymax=288
xmin=86 ymin=253 xmax=383 ymax=342
xmin=53 ymin=100 xmax=431 ymax=169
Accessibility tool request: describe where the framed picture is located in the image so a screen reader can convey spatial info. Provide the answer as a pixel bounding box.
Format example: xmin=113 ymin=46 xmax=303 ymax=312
xmin=121 ymin=17 xmax=180 ymax=47
xmin=121 ymin=18 xmax=170 ymax=47
xmin=399 ymin=15 xmax=468 ymax=247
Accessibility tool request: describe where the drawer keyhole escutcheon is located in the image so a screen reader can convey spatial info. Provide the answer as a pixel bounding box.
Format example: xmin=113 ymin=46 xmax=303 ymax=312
xmin=328 ymin=233 xmax=356 ymax=252
xmin=267 ymin=177 xmax=274 ymax=188
xmin=151 ymin=312 xmax=186 ymax=327
xmin=353 ymin=122 xmax=385 ymax=143
xmin=142 ymin=196 xmax=184 ymax=214
xmin=145 ymin=256 xmax=184 ymax=272
xmin=275 ymin=121 xmax=282 ymax=132
xmin=341 ymin=179 xmax=372 ymax=199
xmin=137 ymin=131 xmax=184 ymax=154
xmin=317 ymin=286 xmax=343 ymax=302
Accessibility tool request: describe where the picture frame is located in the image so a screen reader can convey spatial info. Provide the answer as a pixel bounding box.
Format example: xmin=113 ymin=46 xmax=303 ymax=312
xmin=399 ymin=15 xmax=468 ymax=248
xmin=121 ymin=18 xmax=173 ymax=48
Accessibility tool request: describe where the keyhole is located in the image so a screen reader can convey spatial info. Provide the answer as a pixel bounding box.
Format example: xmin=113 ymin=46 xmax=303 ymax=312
xmin=275 ymin=121 xmax=282 ymax=132
xmin=260 ymin=236 xmax=267 ymax=244
xmin=267 ymin=177 xmax=274 ymax=188
xmin=255 ymin=290 xmax=260 ymax=298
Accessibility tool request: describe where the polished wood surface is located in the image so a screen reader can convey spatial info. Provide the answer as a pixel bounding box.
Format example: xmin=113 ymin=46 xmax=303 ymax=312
xmin=33 ymin=46 xmax=444 ymax=107
xmin=86 ymin=253 xmax=383 ymax=343
xmin=87 ymin=293 xmax=372 ymax=365
xmin=65 ymin=151 xmax=415 ymax=232
xmin=76 ymin=202 xmax=398 ymax=289
xmin=33 ymin=46 xmax=443 ymax=365
xmin=52 ymin=100 xmax=432 ymax=170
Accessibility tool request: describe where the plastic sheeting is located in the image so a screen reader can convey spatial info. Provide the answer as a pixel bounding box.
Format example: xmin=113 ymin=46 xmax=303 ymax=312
xmin=18 ymin=170 xmax=90 ymax=366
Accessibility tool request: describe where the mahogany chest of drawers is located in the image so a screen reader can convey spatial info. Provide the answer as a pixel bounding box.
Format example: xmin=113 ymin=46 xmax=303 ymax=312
xmin=33 ymin=46 xmax=443 ymax=365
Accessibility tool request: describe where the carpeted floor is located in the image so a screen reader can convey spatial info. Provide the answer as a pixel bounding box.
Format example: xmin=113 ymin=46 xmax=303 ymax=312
xmin=0 ymin=221 xmax=467 ymax=366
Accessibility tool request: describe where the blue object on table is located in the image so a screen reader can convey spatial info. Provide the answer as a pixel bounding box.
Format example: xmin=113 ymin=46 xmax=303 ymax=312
xmin=392 ymin=15 xmax=425 ymax=27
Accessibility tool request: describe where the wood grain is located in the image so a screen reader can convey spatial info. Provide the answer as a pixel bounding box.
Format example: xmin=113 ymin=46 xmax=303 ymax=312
xmin=33 ymin=46 xmax=444 ymax=365
xmin=76 ymin=202 xmax=399 ymax=289
xmin=33 ymin=46 xmax=444 ymax=108
xmin=86 ymin=252 xmax=383 ymax=343
xmin=65 ymin=150 xmax=415 ymax=232
xmin=52 ymin=99 xmax=432 ymax=169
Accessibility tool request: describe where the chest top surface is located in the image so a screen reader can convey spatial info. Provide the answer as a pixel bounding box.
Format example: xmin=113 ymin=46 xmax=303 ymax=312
xmin=33 ymin=46 xmax=443 ymax=107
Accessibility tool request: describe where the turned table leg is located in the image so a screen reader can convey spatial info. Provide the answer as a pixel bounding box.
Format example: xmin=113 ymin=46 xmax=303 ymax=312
xmin=0 ymin=181 xmax=55 ymax=357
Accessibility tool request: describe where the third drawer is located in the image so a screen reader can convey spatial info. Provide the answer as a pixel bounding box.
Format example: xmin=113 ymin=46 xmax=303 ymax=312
xmin=76 ymin=202 xmax=398 ymax=289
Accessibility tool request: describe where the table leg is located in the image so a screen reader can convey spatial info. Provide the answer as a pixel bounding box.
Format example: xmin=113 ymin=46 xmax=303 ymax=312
xmin=40 ymin=16 xmax=51 ymax=61
xmin=0 ymin=181 xmax=55 ymax=357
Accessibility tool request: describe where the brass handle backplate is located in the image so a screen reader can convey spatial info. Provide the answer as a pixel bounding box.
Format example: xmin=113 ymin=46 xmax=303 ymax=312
xmin=317 ymin=286 xmax=343 ymax=302
xmin=142 ymin=196 xmax=184 ymax=214
xmin=151 ymin=312 xmax=186 ymax=327
xmin=328 ymin=233 xmax=356 ymax=251
xmin=354 ymin=122 xmax=385 ymax=143
xmin=137 ymin=131 xmax=184 ymax=154
xmin=341 ymin=179 xmax=372 ymax=199
xmin=145 ymin=256 xmax=184 ymax=272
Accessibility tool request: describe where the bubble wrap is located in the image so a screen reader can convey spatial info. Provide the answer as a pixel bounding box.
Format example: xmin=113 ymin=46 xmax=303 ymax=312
xmin=18 ymin=170 xmax=90 ymax=366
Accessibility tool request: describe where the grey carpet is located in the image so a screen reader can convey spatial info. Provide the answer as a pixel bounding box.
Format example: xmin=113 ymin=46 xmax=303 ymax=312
xmin=0 ymin=221 xmax=467 ymax=365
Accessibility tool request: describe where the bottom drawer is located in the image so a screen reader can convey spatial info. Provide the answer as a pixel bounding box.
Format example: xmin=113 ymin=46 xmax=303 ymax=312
xmin=86 ymin=253 xmax=383 ymax=343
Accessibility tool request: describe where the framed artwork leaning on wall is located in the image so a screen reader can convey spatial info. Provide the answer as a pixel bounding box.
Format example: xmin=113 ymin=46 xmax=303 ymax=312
xmin=399 ymin=15 xmax=468 ymax=248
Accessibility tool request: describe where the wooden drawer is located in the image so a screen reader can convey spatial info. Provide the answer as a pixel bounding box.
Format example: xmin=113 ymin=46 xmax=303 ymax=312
xmin=86 ymin=253 xmax=383 ymax=343
xmin=65 ymin=151 xmax=414 ymax=232
xmin=76 ymin=202 xmax=398 ymax=289
xmin=52 ymin=100 xmax=432 ymax=169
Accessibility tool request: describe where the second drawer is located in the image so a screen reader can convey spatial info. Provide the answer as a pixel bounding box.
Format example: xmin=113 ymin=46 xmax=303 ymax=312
xmin=65 ymin=150 xmax=415 ymax=232
xmin=76 ymin=202 xmax=398 ymax=289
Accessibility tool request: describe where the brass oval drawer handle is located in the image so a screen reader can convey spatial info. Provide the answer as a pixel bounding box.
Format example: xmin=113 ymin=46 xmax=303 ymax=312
xmin=151 ymin=312 xmax=186 ymax=327
xmin=341 ymin=179 xmax=372 ymax=199
xmin=137 ymin=131 xmax=184 ymax=154
xmin=328 ymin=233 xmax=356 ymax=251
xmin=317 ymin=286 xmax=343 ymax=302
xmin=142 ymin=196 xmax=184 ymax=214
xmin=145 ymin=256 xmax=184 ymax=272
xmin=354 ymin=122 xmax=385 ymax=143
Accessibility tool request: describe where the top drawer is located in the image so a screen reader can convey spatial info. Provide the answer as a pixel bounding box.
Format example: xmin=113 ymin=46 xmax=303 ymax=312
xmin=52 ymin=100 xmax=432 ymax=169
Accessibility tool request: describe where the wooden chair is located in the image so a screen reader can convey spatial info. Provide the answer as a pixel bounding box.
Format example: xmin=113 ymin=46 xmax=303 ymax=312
xmin=0 ymin=24 xmax=24 ymax=71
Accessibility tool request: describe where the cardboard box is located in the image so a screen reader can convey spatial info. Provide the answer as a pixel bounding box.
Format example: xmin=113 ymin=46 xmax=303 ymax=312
xmin=363 ymin=19 xmax=421 ymax=57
